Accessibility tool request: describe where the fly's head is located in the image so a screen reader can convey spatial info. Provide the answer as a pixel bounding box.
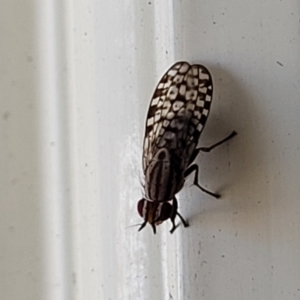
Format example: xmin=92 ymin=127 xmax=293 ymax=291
xmin=137 ymin=199 xmax=175 ymax=234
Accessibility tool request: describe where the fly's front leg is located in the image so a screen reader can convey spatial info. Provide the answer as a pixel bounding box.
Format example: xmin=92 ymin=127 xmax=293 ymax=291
xmin=176 ymin=212 xmax=189 ymax=227
xmin=170 ymin=197 xmax=189 ymax=233
xmin=184 ymin=164 xmax=220 ymax=198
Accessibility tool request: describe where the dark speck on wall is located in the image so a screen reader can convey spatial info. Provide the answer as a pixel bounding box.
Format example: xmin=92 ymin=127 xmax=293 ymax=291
xmin=3 ymin=111 xmax=11 ymax=120
xmin=276 ymin=61 xmax=283 ymax=67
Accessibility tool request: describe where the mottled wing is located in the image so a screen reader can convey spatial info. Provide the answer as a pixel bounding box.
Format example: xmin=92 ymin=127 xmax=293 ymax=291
xmin=143 ymin=62 xmax=213 ymax=172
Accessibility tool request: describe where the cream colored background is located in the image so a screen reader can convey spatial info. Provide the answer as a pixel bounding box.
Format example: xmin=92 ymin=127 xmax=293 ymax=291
xmin=1 ymin=1 xmax=300 ymax=299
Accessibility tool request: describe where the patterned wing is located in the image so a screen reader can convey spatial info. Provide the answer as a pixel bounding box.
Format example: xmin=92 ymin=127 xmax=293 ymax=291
xmin=142 ymin=62 xmax=213 ymax=172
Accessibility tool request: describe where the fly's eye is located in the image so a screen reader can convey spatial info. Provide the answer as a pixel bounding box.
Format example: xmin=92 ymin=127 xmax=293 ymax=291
xmin=137 ymin=199 xmax=146 ymax=218
xmin=158 ymin=202 xmax=173 ymax=221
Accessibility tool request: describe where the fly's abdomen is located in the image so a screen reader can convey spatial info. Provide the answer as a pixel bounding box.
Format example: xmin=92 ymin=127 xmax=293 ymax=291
xmin=145 ymin=148 xmax=180 ymax=201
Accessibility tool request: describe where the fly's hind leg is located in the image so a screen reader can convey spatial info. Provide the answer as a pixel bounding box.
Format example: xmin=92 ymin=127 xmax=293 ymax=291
xmin=187 ymin=131 xmax=237 ymax=165
xmin=198 ymin=131 xmax=237 ymax=153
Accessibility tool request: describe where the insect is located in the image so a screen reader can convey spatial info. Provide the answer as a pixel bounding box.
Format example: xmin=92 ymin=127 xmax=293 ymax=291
xmin=137 ymin=62 xmax=236 ymax=234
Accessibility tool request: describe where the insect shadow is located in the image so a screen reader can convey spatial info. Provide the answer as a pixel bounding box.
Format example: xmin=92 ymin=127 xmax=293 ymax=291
xmin=183 ymin=64 xmax=268 ymax=232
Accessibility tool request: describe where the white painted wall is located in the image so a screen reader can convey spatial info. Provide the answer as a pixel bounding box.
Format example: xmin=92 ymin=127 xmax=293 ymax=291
xmin=1 ymin=0 xmax=300 ymax=300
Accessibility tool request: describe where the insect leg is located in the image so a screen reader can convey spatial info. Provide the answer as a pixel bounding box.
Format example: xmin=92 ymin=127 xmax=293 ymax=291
xmin=177 ymin=212 xmax=189 ymax=228
xmin=199 ymin=131 xmax=237 ymax=153
xmin=138 ymin=220 xmax=148 ymax=232
xmin=170 ymin=213 xmax=189 ymax=234
xmin=170 ymin=197 xmax=189 ymax=233
xmin=187 ymin=131 xmax=237 ymax=165
xmin=151 ymin=223 xmax=156 ymax=234
xmin=170 ymin=223 xmax=179 ymax=234
xmin=184 ymin=164 xmax=220 ymax=198
xmin=169 ymin=197 xmax=178 ymax=233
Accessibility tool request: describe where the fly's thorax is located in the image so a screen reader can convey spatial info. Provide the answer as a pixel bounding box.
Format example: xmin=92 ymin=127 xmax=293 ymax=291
xmin=144 ymin=148 xmax=184 ymax=201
